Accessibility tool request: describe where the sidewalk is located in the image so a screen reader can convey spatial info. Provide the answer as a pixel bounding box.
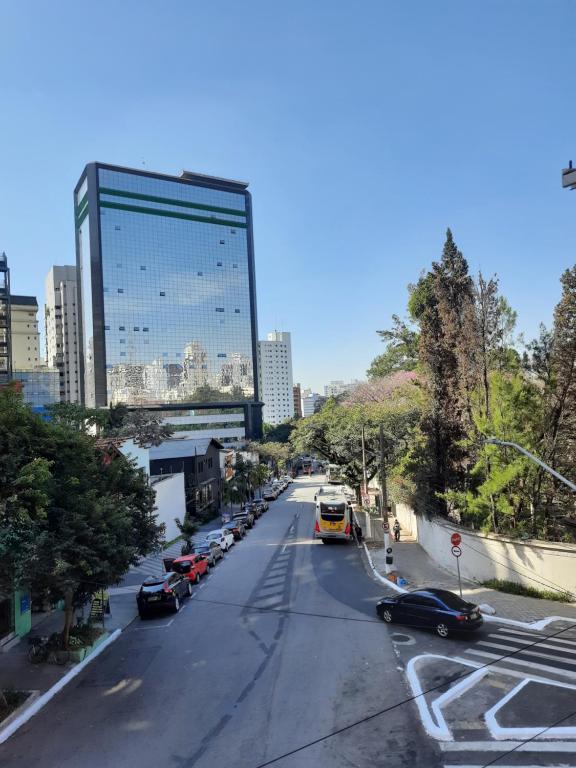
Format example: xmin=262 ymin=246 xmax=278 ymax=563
xmin=367 ymin=532 xmax=576 ymax=627
xmin=0 ymin=514 xmax=226 ymax=698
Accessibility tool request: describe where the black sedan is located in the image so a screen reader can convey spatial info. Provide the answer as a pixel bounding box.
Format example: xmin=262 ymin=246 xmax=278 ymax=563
xmin=137 ymin=571 xmax=192 ymax=619
xmin=376 ymin=588 xmax=483 ymax=638
xmin=253 ymin=499 xmax=268 ymax=514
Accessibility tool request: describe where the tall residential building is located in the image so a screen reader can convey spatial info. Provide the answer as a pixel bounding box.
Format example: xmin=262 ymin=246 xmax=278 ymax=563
xmin=74 ymin=162 xmax=262 ymax=440
xmin=10 ymin=295 xmax=41 ymax=370
xmin=0 ymin=253 xmax=11 ymax=383
xmin=293 ymin=382 xmax=302 ymax=419
xmin=257 ymin=331 xmax=294 ymax=425
xmin=45 ymin=265 xmax=81 ymax=402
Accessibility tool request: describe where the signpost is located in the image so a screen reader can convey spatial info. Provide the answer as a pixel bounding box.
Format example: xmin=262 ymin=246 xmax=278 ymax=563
xmin=451 ymin=540 xmax=463 ymax=597
xmin=382 ymin=522 xmax=390 ymax=533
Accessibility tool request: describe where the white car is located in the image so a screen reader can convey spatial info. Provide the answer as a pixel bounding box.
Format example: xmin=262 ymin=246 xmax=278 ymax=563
xmin=281 ymin=475 xmax=293 ymax=484
xmin=204 ymin=529 xmax=234 ymax=552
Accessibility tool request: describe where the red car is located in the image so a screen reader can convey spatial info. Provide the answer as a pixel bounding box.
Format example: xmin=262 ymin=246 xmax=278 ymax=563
xmin=171 ymin=554 xmax=210 ymax=583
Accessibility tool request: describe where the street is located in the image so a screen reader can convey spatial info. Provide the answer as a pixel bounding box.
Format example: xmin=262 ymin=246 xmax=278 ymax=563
xmin=1 ymin=477 xmax=575 ymax=767
xmin=0 ymin=477 xmax=436 ymax=767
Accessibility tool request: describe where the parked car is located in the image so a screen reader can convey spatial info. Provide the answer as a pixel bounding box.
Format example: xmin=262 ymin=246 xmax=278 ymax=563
xmin=253 ymin=499 xmax=268 ymax=514
xmin=262 ymin=486 xmax=278 ymax=501
xmin=137 ymin=572 xmax=191 ymax=618
xmin=244 ymin=501 xmax=261 ymax=519
xmin=281 ymin=475 xmax=293 ymax=485
xmin=233 ymin=509 xmax=255 ymax=529
xmin=171 ymin=553 xmax=210 ymax=583
xmin=223 ymin=520 xmax=246 ymax=540
xmin=192 ymin=539 xmax=224 ymax=565
xmin=376 ymin=588 xmax=483 ymax=638
xmin=205 ymin=528 xmax=235 ymax=551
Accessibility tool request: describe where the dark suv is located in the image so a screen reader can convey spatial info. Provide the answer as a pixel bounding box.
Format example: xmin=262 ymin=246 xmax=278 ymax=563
xmin=233 ymin=509 xmax=255 ymax=529
xmin=137 ymin=572 xmax=192 ymax=619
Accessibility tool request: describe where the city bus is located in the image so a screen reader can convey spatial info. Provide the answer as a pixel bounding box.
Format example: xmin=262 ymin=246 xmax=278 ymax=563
xmin=325 ymin=463 xmax=344 ymax=484
xmin=314 ymin=487 xmax=352 ymax=542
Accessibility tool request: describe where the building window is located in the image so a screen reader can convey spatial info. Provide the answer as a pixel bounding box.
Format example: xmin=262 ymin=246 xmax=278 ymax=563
xmin=133 ymin=327 xmax=139 ymax=331
xmin=140 ymin=266 xmax=146 ymax=270
xmin=197 ymin=271 xmax=203 ymax=276
xmin=159 ymin=291 xmax=165 ymax=296
xmin=219 ymin=240 xmax=225 ymax=245
xmin=217 ymin=261 xmax=223 ymax=267
xmin=234 ymin=309 xmax=240 ymax=313
xmin=119 ymin=326 xmax=125 ymax=331
xmin=143 ymin=327 xmax=149 ymax=332
xmin=117 ymin=288 xmax=124 ymax=294
xmin=215 ymin=308 xmax=224 ymax=312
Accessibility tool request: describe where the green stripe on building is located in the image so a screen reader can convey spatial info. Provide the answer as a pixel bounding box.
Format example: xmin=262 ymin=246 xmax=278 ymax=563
xmin=75 ymin=203 xmax=89 ymax=228
xmin=98 ymin=187 xmax=247 ymax=218
xmin=99 ymin=200 xmax=247 ymax=229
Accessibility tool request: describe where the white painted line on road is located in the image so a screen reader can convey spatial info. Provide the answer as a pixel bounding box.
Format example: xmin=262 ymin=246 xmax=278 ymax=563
xmin=485 ymin=677 xmax=576 ymax=741
xmin=500 ymin=628 xmax=576 ymax=648
xmin=487 ymin=634 xmax=576 ymax=656
xmin=0 ymin=628 xmax=121 ymax=745
xmin=466 ymin=649 xmax=576 ymax=679
xmin=281 ymin=543 xmax=288 ymax=554
xmin=440 ymin=741 xmax=576 ymax=753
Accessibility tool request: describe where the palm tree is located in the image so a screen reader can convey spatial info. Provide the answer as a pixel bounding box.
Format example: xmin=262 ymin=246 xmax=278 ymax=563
xmin=221 ymin=482 xmax=244 ymax=520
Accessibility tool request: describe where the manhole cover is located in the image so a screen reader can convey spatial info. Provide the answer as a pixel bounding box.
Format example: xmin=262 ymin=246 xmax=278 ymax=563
xmin=391 ymin=633 xmax=415 ymax=645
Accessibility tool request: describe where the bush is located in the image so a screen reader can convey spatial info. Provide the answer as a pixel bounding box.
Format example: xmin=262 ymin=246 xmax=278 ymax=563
xmin=482 ymin=578 xmax=573 ymax=603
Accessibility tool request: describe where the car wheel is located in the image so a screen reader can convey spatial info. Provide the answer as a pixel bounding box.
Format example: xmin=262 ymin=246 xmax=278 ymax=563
xmin=187 ymin=582 xmax=193 ymax=597
xmin=436 ymin=622 xmax=449 ymax=638
xmin=382 ymin=609 xmax=393 ymax=623
xmin=173 ymin=596 xmax=180 ymax=613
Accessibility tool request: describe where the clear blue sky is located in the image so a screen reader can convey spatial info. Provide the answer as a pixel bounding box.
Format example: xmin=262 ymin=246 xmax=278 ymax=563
xmin=1 ymin=1 xmax=574 ymax=392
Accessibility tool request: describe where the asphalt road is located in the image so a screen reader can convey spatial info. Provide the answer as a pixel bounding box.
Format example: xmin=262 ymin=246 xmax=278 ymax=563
xmin=0 ymin=476 xmax=439 ymax=768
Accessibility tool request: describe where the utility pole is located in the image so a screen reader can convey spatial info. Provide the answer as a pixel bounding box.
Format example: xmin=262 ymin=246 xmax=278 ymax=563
xmin=379 ymin=424 xmax=389 ymax=522
xmin=361 ymin=424 xmax=368 ymax=501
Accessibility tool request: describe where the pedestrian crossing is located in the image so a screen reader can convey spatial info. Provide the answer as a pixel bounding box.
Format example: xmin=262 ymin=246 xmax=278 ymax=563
xmin=462 ymin=624 xmax=576 ymax=682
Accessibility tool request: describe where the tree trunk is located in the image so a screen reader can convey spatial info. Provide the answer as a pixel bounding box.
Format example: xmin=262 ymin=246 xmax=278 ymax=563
xmin=62 ymin=588 xmax=75 ymax=649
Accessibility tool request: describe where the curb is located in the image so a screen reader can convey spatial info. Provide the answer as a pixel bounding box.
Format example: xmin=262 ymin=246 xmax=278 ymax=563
xmin=363 ymin=542 xmax=576 ymax=631
xmin=362 ymin=542 xmax=407 ymax=594
xmin=0 ymin=628 xmax=121 ymax=745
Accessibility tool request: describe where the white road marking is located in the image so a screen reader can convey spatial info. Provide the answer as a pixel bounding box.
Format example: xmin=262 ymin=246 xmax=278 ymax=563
xmin=440 ymin=741 xmax=576 ymax=752
xmin=487 ymin=634 xmax=576 ymax=656
xmin=499 ymin=628 xmax=576 ymax=647
xmin=466 ymin=649 xmax=576 ymax=679
xmin=474 ymin=641 xmax=576 ymax=666
xmin=281 ymin=543 xmax=288 ymax=554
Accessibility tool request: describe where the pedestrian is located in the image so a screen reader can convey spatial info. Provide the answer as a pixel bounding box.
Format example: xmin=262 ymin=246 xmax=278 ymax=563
xmin=393 ymin=519 xmax=401 ymax=542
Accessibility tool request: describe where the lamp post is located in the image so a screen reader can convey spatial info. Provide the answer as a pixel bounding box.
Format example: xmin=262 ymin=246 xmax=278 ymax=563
xmin=484 ymin=437 xmax=576 ymax=493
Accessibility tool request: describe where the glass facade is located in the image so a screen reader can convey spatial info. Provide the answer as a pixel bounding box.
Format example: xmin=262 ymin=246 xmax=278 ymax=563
xmin=13 ymin=369 xmax=60 ymax=407
xmin=75 ymin=165 xmax=258 ymax=411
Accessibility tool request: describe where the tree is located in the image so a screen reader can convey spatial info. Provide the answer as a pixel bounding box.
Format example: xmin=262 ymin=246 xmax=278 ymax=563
xmin=175 ymin=515 xmax=198 ymax=553
xmin=45 ymin=402 xmax=109 ymax=433
xmin=367 ymin=314 xmax=419 ymax=379
xmin=118 ymin=410 xmax=174 ymax=447
xmin=0 ymin=387 xmax=163 ymax=646
xmin=263 ymin=421 xmax=296 ymax=443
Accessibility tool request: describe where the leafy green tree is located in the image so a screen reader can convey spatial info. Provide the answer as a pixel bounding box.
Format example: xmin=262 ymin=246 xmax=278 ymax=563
xmin=45 ymin=402 xmax=109 ymax=433
xmin=0 ymin=386 xmax=163 ymax=646
xmin=118 ymin=410 xmax=174 ymax=447
xmin=263 ymin=420 xmax=296 ymax=443
xmin=367 ymin=314 xmax=419 ymax=379
xmin=175 ymin=515 xmax=198 ymax=552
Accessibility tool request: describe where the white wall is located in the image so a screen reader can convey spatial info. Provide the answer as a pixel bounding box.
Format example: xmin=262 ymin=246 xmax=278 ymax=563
xmin=118 ymin=439 xmax=150 ymax=473
xmin=395 ymin=502 xmax=576 ymax=595
xmin=151 ymin=473 xmax=186 ymax=543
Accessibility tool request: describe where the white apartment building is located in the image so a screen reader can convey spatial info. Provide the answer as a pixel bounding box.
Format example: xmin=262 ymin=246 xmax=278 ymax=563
xmin=257 ymin=331 xmax=294 ymax=425
xmin=45 ymin=266 xmax=80 ymax=402
xmin=10 ymin=295 xmax=41 ymax=370
xmin=302 ymin=392 xmax=322 ymax=416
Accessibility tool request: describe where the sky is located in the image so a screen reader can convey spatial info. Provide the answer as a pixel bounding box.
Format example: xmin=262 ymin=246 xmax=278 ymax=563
xmin=0 ymin=0 xmax=574 ymax=393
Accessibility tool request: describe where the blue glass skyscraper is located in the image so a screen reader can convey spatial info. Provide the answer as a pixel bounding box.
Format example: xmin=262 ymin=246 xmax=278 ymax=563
xmin=74 ymin=163 xmax=262 ymax=438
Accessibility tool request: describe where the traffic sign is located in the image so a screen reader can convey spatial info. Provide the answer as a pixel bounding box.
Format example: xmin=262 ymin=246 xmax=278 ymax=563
xmin=451 ymin=545 xmax=462 ymax=558
xmin=382 ymin=522 xmax=390 ymax=533
xmin=451 ymin=532 xmax=462 ymax=547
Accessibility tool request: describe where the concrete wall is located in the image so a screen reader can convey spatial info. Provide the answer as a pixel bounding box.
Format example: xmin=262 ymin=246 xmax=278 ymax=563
xmin=151 ymin=473 xmax=186 ymax=543
xmin=395 ymin=502 xmax=576 ymax=595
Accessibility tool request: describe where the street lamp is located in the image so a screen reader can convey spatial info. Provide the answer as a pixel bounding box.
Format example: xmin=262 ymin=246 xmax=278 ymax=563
xmin=484 ymin=437 xmax=576 ymax=493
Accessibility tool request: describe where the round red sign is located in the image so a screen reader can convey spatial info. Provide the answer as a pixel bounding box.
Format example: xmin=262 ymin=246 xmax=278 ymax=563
xmin=451 ymin=532 xmax=462 ymax=547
